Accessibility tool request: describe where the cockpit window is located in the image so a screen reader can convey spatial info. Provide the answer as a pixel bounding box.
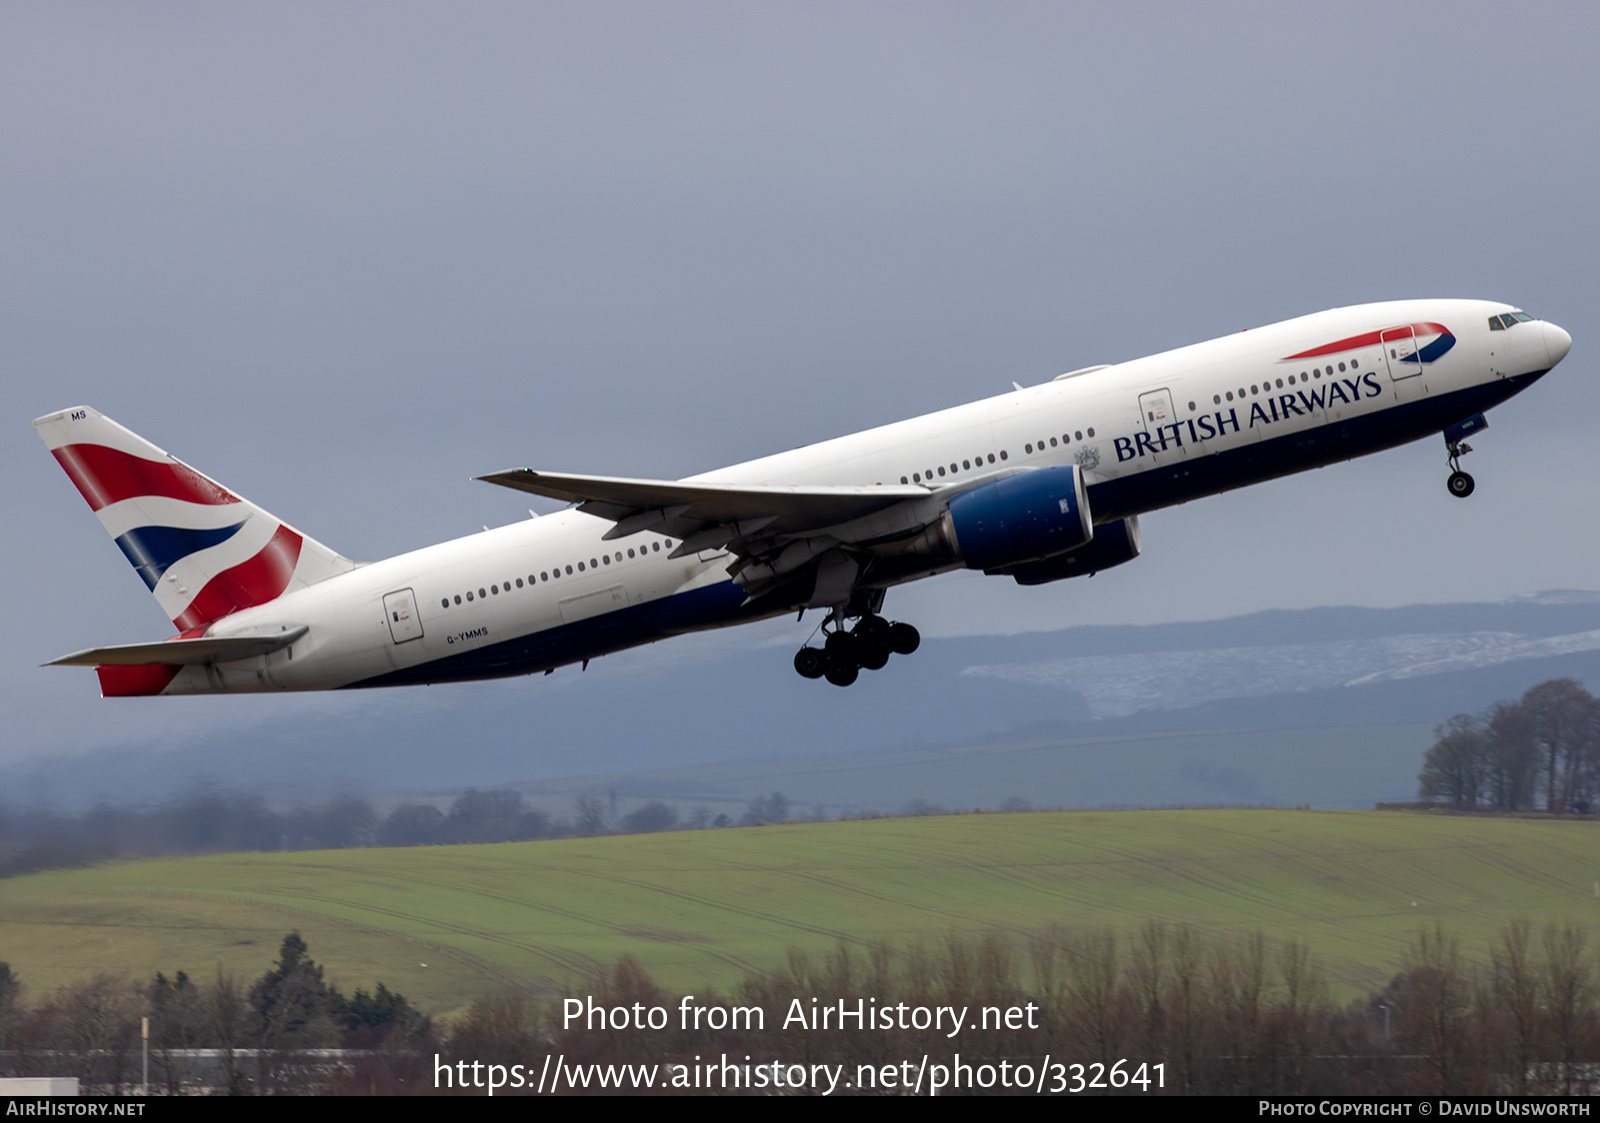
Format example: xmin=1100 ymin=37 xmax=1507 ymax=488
xmin=1489 ymin=316 xmax=1503 ymax=330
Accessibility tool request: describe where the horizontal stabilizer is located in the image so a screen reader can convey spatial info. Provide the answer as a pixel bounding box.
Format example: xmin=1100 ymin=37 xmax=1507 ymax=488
xmin=476 ymin=468 xmax=925 ymax=538
xmin=46 ymin=625 xmax=308 ymax=667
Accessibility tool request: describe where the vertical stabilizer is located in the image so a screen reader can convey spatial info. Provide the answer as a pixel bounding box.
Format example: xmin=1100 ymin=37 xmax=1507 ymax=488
xmin=33 ymin=406 xmax=358 ymax=632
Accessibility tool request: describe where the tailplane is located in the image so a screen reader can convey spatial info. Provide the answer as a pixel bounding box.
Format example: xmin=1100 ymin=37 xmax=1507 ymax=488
xmin=33 ymin=406 xmax=357 ymax=632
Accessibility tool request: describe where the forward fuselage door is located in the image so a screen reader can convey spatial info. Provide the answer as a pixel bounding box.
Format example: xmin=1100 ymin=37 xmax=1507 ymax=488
xmin=1382 ymin=325 xmax=1422 ymax=380
xmin=1137 ymin=388 xmax=1186 ymax=463
xmin=383 ymin=588 xmax=424 ymax=644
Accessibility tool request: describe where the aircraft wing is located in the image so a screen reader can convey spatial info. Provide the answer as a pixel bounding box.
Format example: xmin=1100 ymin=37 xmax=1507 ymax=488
xmin=46 ymin=626 xmax=308 ymax=667
xmin=477 ymin=469 xmax=930 ymax=555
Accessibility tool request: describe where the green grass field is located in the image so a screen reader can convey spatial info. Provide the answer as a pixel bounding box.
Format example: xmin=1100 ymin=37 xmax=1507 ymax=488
xmin=2 ymin=809 xmax=1598 ymax=1013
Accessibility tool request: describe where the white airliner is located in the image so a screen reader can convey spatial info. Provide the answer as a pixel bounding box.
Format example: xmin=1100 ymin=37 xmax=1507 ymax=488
xmin=34 ymin=299 xmax=1570 ymax=695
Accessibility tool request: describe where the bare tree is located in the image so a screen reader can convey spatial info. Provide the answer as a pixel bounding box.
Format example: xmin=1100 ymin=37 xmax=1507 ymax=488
xmin=1491 ymin=919 xmax=1542 ymax=1094
xmin=147 ymin=971 xmax=205 ymax=1094
xmin=1064 ymin=927 xmax=1124 ymax=1062
xmin=205 ymin=970 xmax=252 ymax=1096
xmin=51 ymin=975 xmax=141 ymax=1094
xmin=1418 ymin=714 xmax=1490 ymax=807
xmin=1165 ymin=923 xmax=1207 ymax=1092
xmin=1540 ymin=922 xmax=1595 ymax=1096
xmin=1521 ymin=680 xmax=1594 ymax=812
xmin=1486 ymin=702 xmax=1540 ymax=810
xmin=0 ymin=963 xmax=21 ymax=1069
xmin=1211 ymin=932 xmax=1267 ymax=1093
xmin=1401 ymin=924 xmax=1472 ymax=1092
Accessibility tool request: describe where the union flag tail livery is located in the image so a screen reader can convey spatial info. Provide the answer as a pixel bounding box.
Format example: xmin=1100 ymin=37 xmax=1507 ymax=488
xmin=32 ymin=406 xmax=356 ymax=634
xmin=34 ymin=299 xmax=1572 ymax=697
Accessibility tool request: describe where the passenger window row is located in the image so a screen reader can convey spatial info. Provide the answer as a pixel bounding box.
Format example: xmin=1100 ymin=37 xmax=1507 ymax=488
xmin=439 ymin=539 xmax=672 ymax=609
xmin=903 ymin=451 xmax=1005 ymax=484
xmin=896 ymin=430 xmax=1100 ymax=483
xmin=1025 ymin=428 xmax=1095 ymax=456
xmin=1208 ymin=359 xmax=1359 ymax=405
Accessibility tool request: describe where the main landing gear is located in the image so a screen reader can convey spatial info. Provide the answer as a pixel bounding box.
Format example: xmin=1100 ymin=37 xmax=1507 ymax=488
xmin=1446 ymin=441 xmax=1475 ymax=499
xmin=794 ymin=614 xmax=920 ymax=687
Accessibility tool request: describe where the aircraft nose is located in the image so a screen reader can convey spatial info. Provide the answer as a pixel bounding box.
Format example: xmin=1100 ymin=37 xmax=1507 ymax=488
xmin=1543 ymin=320 xmax=1573 ymax=367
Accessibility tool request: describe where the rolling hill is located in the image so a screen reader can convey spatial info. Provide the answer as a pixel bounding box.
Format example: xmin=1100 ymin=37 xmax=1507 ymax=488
xmin=3 ymin=809 xmax=1597 ymax=1013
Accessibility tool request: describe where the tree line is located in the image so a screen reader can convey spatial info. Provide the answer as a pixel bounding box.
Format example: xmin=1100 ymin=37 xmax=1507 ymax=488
xmin=3 ymin=921 xmax=1597 ymax=1095
xmin=1418 ymin=678 xmax=1600 ymax=812
xmin=0 ymin=933 xmax=428 ymax=1094
xmin=0 ymin=787 xmax=801 ymax=879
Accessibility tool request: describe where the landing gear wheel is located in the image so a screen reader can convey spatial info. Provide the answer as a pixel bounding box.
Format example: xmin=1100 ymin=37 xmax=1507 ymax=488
xmin=824 ymin=660 xmax=859 ymax=687
xmin=887 ymin=622 xmax=921 ymax=656
xmin=794 ymin=647 xmax=827 ymax=679
xmin=854 ymin=615 xmax=890 ymax=642
xmin=824 ymin=630 xmax=859 ymax=664
xmin=858 ymin=642 xmax=890 ymax=671
xmin=1447 ymin=470 xmax=1475 ymax=498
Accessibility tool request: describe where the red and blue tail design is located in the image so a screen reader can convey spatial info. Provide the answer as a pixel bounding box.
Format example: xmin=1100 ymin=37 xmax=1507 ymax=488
xmin=33 ymin=406 xmax=355 ymax=633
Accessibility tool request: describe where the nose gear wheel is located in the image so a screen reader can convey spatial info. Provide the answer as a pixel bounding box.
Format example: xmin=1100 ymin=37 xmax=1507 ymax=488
xmin=1445 ymin=439 xmax=1475 ymax=499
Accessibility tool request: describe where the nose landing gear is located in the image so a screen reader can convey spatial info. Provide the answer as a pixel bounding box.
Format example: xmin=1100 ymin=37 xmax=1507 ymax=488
xmin=1446 ymin=442 xmax=1474 ymax=498
xmin=1441 ymin=416 xmax=1488 ymax=499
xmin=793 ymin=614 xmax=920 ymax=686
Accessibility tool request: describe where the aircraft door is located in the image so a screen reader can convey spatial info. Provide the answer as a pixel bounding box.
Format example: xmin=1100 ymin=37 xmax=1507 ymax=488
xmin=1382 ymin=325 xmax=1422 ymax=380
xmin=383 ymin=588 xmax=424 ymax=644
xmin=1137 ymin=388 xmax=1186 ymax=462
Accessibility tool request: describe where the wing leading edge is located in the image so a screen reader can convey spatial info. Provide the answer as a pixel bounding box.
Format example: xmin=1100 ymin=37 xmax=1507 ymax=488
xmin=476 ymin=469 xmax=929 ymax=553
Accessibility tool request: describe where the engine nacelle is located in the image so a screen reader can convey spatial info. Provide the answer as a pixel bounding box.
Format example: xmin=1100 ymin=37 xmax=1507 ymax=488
xmin=946 ymin=465 xmax=1093 ymax=571
xmin=993 ymin=516 xmax=1141 ymax=585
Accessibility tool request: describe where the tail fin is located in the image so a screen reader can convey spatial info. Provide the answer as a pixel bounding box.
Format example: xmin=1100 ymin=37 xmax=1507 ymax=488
xmin=33 ymin=406 xmax=358 ymax=633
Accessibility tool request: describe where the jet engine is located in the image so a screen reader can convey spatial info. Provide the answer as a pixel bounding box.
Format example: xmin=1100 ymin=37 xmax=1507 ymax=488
xmin=945 ymin=464 xmax=1093 ymax=571
xmin=990 ymin=516 xmax=1141 ymax=585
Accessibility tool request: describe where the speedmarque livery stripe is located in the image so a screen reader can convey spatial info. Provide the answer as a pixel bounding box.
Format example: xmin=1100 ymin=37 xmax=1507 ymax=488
xmin=114 ymin=521 xmax=250 ymax=589
xmin=51 ymin=442 xmax=236 ymax=510
xmin=1283 ymin=321 xmax=1456 ymax=364
xmin=170 ymin=524 xmax=303 ymax=632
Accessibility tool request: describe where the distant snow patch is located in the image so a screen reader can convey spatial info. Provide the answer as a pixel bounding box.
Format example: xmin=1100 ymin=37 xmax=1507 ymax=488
xmin=960 ymin=631 xmax=1548 ymax=717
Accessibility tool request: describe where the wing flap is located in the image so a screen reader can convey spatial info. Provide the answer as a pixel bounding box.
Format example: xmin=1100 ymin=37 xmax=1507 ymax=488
xmin=47 ymin=625 xmax=309 ymax=667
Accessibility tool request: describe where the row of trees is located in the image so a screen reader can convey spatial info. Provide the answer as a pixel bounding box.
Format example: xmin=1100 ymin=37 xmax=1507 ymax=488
xmin=0 ymin=787 xmax=802 ymax=878
xmin=0 ymin=934 xmax=428 ymax=1094
xmin=5 ymin=921 xmax=1597 ymax=1095
xmin=1418 ymin=678 xmax=1600 ymax=812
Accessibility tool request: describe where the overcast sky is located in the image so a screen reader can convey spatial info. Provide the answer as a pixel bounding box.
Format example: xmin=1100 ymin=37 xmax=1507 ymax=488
xmin=4 ymin=2 xmax=1597 ymax=770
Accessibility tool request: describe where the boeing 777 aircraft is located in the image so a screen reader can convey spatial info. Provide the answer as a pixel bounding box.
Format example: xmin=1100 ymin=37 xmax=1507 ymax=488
xmin=34 ymin=299 xmax=1571 ymax=695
